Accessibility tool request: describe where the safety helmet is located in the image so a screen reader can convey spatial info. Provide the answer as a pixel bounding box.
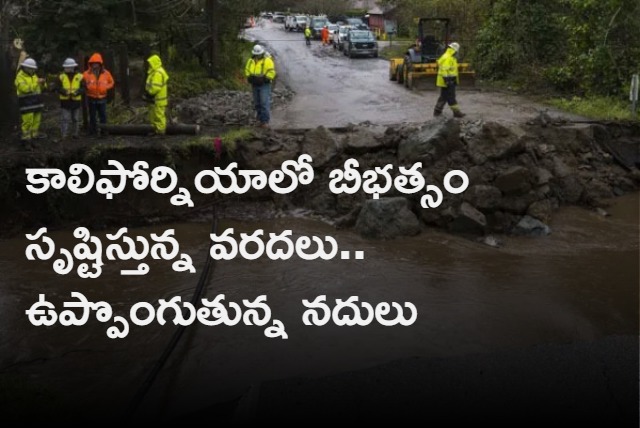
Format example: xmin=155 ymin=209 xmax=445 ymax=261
xmin=62 ymin=58 xmax=78 ymax=68
xmin=21 ymin=58 xmax=38 ymax=69
xmin=252 ymin=44 xmax=265 ymax=56
xmin=448 ymin=42 xmax=460 ymax=53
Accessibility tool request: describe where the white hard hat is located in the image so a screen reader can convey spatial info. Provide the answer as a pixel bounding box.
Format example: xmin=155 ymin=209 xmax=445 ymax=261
xmin=62 ymin=58 xmax=78 ymax=68
xmin=21 ymin=58 xmax=38 ymax=69
xmin=448 ymin=42 xmax=460 ymax=53
xmin=252 ymin=44 xmax=265 ymax=56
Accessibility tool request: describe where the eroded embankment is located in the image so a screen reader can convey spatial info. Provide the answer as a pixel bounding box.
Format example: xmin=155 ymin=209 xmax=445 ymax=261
xmin=1 ymin=119 xmax=638 ymax=239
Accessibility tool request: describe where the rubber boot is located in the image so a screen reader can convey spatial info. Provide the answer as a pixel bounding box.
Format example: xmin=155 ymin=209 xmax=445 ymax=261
xmin=453 ymin=109 xmax=466 ymax=118
xmin=433 ymin=109 xmax=442 ymax=117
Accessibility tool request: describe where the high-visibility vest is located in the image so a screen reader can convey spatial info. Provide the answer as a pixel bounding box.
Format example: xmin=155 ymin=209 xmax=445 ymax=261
xmin=59 ymin=72 xmax=83 ymax=101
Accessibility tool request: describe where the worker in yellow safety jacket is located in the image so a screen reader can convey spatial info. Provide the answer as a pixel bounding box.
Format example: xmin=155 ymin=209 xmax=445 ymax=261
xmin=433 ymin=42 xmax=465 ymax=118
xmin=58 ymin=58 xmax=84 ymax=139
xmin=304 ymin=26 xmax=311 ymax=46
xmin=144 ymin=54 xmax=169 ymax=134
xmin=15 ymin=58 xmax=46 ymax=144
xmin=244 ymin=44 xmax=276 ymax=128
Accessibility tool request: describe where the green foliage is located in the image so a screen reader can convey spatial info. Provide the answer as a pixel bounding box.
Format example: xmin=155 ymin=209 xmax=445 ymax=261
xmin=378 ymin=41 xmax=413 ymax=60
xmin=472 ymin=0 xmax=564 ymax=80
xmin=177 ymin=127 xmax=252 ymax=158
xmin=547 ymin=95 xmax=637 ymax=121
xmin=472 ymin=0 xmax=640 ymax=97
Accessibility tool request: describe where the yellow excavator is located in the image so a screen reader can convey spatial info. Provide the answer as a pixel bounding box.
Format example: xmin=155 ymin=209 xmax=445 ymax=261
xmin=389 ymin=18 xmax=475 ymax=90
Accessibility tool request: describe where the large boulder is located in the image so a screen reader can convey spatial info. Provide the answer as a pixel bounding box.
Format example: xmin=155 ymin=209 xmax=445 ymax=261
xmin=301 ymin=126 xmax=339 ymax=169
xmin=397 ymin=119 xmax=461 ymax=164
xmin=463 ymin=185 xmax=502 ymax=211
xmin=527 ymin=199 xmax=553 ymax=223
xmin=447 ymin=202 xmax=487 ymax=235
xmin=467 ymin=122 xmax=526 ymax=164
xmin=342 ymin=127 xmax=386 ymax=154
xmin=558 ymin=175 xmax=584 ymax=204
xmin=494 ymin=166 xmax=533 ymax=195
xmin=237 ymin=136 xmax=300 ymax=171
xmin=355 ymin=197 xmax=421 ymax=239
xmin=512 ymin=215 xmax=551 ymax=236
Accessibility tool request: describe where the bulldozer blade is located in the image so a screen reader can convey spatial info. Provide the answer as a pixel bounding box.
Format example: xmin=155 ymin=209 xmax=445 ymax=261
xmin=406 ymin=71 xmax=476 ymax=91
xmin=406 ymin=72 xmax=438 ymax=91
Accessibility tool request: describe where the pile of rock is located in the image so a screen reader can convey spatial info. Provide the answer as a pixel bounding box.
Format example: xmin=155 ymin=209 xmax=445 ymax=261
xmin=236 ymin=119 xmax=640 ymax=239
xmin=175 ymin=87 xmax=294 ymax=126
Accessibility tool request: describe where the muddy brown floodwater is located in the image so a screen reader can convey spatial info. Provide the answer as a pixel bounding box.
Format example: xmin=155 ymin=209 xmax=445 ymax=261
xmin=0 ymin=192 xmax=637 ymax=422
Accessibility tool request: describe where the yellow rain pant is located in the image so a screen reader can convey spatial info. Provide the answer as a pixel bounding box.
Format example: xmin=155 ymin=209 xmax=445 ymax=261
xmin=148 ymin=104 xmax=166 ymax=134
xmin=21 ymin=112 xmax=41 ymax=140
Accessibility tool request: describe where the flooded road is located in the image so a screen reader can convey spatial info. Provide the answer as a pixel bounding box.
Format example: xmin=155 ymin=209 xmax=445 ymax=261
xmin=0 ymin=193 xmax=637 ymax=421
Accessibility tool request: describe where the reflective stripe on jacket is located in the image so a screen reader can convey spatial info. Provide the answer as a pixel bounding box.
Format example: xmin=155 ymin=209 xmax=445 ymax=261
xmin=145 ymin=55 xmax=169 ymax=107
xmin=436 ymin=47 xmax=459 ymax=88
xmin=244 ymin=57 xmax=276 ymax=80
xmin=15 ymin=69 xmax=44 ymax=113
xmin=83 ymin=67 xmax=114 ymax=99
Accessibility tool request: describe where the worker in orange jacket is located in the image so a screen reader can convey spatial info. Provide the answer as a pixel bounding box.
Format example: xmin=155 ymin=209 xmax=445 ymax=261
xmin=82 ymin=53 xmax=114 ymax=135
xmin=321 ymin=25 xmax=329 ymax=46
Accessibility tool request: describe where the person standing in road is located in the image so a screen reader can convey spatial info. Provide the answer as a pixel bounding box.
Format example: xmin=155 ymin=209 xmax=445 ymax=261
xmin=244 ymin=44 xmax=276 ymax=128
xmin=143 ymin=54 xmax=169 ymax=135
xmin=304 ymin=25 xmax=311 ymax=46
xmin=321 ymin=25 xmax=329 ymax=46
xmin=58 ymin=58 xmax=84 ymax=139
xmin=433 ymin=42 xmax=465 ymax=118
xmin=82 ymin=52 xmax=115 ymax=135
xmin=15 ymin=58 xmax=46 ymax=145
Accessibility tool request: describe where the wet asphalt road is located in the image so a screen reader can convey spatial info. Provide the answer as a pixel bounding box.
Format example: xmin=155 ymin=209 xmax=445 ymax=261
xmin=245 ymin=20 xmax=439 ymax=128
xmin=244 ymin=20 xmax=582 ymax=128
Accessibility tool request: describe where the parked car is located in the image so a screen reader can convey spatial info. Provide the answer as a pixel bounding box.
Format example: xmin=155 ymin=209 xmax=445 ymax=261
xmin=290 ymin=15 xmax=309 ymax=31
xmin=346 ymin=17 xmax=369 ymax=30
xmin=343 ymin=30 xmax=378 ymax=58
xmin=333 ymin=25 xmax=352 ymax=50
xmin=273 ymin=12 xmax=286 ymax=23
xmin=309 ymin=16 xmax=329 ymax=39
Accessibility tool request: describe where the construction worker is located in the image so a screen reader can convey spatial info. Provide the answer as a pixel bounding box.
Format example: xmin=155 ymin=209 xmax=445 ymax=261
xmin=143 ymin=54 xmax=169 ymax=134
xmin=244 ymin=44 xmax=276 ymax=128
xmin=433 ymin=42 xmax=465 ymax=118
xmin=82 ymin=52 xmax=114 ymax=135
xmin=58 ymin=58 xmax=84 ymax=139
xmin=304 ymin=25 xmax=311 ymax=46
xmin=321 ymin=25 xmax=329 ymax=46
xmin=15 ymin=58 xmax=46 ymax=144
